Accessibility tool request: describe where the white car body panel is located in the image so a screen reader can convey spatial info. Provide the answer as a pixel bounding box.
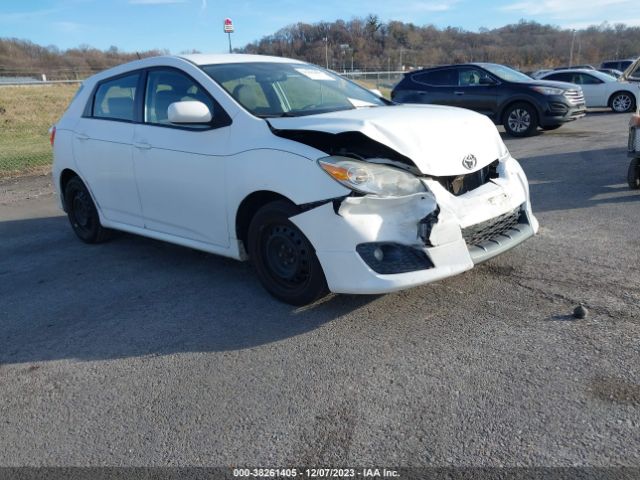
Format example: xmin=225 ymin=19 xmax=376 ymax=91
xmin=541 ymin=69 xmax=639 ymax=108
xmin=52 ymin=54 xmax=538 ymax=296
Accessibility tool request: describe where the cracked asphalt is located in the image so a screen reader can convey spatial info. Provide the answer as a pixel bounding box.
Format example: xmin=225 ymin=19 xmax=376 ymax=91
xmin=0 ymin=112 xmax=638 ymax=467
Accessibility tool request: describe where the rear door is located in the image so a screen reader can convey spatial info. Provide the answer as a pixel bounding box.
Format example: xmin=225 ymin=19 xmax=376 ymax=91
xmin=410 ymin=68 xmax=458 ymax=105
xmin=72 ymin=72 xmax=144 ymax=226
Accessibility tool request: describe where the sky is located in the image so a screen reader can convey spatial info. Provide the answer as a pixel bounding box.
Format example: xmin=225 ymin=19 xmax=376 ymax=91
xmin=0 ymin=0 xmax=638 ymax=54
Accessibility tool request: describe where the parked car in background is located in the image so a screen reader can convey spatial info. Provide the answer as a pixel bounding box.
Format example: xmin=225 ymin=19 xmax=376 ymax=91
xmin=391 ymin=63 xmax=586 ymax=137
xmin=602 ymin=59 xmax=637 ymax=72
xmin=598 ymin=68 xmax=623 ymax=79
xmin=554 ymin=65 xmax=595 ymax=71
xmin=530 ymin=69 xmax=553 ymax=79
xmin=540 ymin=69 xmax=638 ymax=112
xmin=51 ymin=54 xmax=538 ymax=305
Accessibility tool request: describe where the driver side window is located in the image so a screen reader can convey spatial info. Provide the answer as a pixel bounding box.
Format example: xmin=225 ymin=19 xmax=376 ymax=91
xmin=145 ymin=69 xmax=215 ymax=128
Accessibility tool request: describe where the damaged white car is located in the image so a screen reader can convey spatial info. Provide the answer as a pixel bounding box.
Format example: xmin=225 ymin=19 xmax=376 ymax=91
xmin=52 ymin=54 xmax=539 ymax=305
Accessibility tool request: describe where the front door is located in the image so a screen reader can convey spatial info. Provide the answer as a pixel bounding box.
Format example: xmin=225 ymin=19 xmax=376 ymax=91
xmin=132 ymin=68 xmax=231 ymax=247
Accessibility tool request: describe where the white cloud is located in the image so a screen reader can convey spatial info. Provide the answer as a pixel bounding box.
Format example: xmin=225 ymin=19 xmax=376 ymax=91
xmin=501 ymin=0 xmax=632 ymax=17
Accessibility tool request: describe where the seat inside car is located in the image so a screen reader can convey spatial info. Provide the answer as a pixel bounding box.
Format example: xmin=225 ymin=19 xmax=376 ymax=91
xmin=232 ymin=84 xmax=261 ymax=111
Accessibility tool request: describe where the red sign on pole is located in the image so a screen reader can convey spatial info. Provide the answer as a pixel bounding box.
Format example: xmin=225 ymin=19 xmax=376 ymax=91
xmin=223 ymin=18 xmax=234 ymax=33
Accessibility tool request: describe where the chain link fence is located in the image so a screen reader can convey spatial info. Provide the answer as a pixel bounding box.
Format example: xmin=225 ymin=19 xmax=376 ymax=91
xmin=0 ymin=70 xmax=406 ymax=179
xmin=0 ymin=83 xmax=80 ymax=178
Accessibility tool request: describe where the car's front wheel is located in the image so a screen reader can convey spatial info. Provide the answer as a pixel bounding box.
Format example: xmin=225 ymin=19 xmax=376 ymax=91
xmin=628 ymin=158 xmax=640 ymax=190
xmin=610 ymin=92 xmax=635 ymax=113
xmin=247 ymin=200 xmax=329 ymax=305
xmin=64 ymin=176 xmax=110 ymax=243
xmin=503 ymin=102 xmax=538 ymax=137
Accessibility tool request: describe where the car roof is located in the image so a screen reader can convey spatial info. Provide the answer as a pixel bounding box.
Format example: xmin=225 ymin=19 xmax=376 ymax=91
xmin=178 ymin=53 xmax=306 ymax=65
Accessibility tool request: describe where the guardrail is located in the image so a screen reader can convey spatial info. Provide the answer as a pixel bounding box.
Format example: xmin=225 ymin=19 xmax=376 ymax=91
xmin=0 ymin=79 xmax=83 ymax=87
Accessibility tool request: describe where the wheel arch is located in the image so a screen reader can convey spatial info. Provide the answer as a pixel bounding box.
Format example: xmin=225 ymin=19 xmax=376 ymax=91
xmin=608 ymin=90 xmax=636 ymax=108
xmin=498 ymin=98 xmax=540 ymax=124
xmin=235 ymin=190 xmax=297 ymax=252
xmin=59 ymin=168 xmax=80 ymax=211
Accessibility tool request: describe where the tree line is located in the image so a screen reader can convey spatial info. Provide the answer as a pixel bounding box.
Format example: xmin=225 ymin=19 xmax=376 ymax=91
xmin=242 ymin=17 xmax=640 ymax=72
xmin=1 ymin=18 xmax=639 ymax=80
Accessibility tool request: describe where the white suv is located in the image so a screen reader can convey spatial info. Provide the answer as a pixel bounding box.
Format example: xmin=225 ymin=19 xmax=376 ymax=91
xmin=52 ymin=54 xmax=538 ymax=305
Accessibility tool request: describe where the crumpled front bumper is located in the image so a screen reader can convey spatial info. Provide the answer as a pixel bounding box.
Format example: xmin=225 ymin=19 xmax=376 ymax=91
xmin=291 ymin=156 xmax=538 ymax=294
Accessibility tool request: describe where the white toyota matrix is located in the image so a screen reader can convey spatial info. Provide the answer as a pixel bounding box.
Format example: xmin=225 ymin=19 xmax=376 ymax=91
xmin=52 ymin=54 xmax=538 ymax=305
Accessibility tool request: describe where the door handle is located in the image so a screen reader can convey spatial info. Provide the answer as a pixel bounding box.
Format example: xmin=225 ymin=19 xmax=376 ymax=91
xmin=75 ymin=133 xmax=89 ymax=141
xmin=454 ymin=91 xmax=465 ymax=95
xmin=133 ymin=142 xmax=152 ymax=150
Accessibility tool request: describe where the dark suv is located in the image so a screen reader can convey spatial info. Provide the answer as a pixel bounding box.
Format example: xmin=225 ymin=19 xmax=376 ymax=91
xmin=391 ymin=63 xmax=586 ymax=137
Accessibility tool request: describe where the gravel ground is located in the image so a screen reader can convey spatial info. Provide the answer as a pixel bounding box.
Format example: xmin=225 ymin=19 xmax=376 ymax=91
xmin=0 ymin=112 xmax=638 ymax=468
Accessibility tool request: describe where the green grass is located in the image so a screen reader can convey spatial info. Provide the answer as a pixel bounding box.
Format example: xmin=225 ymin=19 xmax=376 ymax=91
xmin=0 ymin=84 xmax=78 ymax=178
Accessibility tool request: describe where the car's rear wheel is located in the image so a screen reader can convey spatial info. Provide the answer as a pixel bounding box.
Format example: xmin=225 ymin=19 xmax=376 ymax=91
xmin=64 ymin=176 xmax=110 ymax=243
xmin=628 ymin=158 xmax=640 ymax=190
xmin=542 ymin=124 xmax=562 ymax=131
xmin=610 ymin=92 xmax=635 ymax=113
xmin=503 ymin=102 xmax=538 ymax=137
xmin=247 ymin=200 xmax=329 ymax=305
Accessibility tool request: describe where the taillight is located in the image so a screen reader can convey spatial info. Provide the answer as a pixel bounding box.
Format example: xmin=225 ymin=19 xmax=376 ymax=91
xmin=49 ymin=126 xmax=56 ymax=146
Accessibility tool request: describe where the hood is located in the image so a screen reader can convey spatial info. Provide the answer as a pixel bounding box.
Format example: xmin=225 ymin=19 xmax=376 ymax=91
xmin=521 ymin=79 xmax=579 ymax=90
xmin=268 ymin=105 xmax=507 ymax=177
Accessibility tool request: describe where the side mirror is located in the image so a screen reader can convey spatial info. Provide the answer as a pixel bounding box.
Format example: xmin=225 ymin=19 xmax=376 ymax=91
xmin=168 ymin=101 xmax=212 ymax=124
xmin=479 ymin=77 xmax=497 ymax=86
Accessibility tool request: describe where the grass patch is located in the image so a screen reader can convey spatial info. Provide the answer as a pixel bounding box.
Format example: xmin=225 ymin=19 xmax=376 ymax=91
xmin=0 ymin=84 xmax=78 ymax=178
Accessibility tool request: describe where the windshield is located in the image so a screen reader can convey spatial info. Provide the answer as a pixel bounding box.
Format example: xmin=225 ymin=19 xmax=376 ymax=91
xmin=201 ymin=62 xmax=387 ymax=118
xmin=480 ymin=64 xmax=533 ymax=83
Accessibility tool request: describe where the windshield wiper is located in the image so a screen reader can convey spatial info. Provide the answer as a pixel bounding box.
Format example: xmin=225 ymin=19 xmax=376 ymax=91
xmin=257 ymin=112 xmax=299 ymax=118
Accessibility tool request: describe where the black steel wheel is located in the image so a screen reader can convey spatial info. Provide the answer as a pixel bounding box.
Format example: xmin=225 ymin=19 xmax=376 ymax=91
xmin=503 ymin=102 xmax=538 ymax=137
xmin=247 ymin=200 xmax=328 ymax=305
xmin=628 ymin=158 xmax=640 ymax=190
xmin=64 ymin=176 xmax=110 ymax=243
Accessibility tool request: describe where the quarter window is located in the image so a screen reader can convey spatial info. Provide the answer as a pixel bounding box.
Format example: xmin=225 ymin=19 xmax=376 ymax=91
xmin=93 ymin=73 xmax=139 ymax=121
xmin=145 ymin=69 xmax=214 ymax=128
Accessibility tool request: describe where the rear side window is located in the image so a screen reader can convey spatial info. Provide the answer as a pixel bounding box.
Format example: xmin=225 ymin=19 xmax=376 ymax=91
xmin=92 ymin=73 xmax=139 ymax=121
xmin=545 ymin=72 xmax=573 ymax=82
xmin=413 ymin=68 xmax=457 ymax=86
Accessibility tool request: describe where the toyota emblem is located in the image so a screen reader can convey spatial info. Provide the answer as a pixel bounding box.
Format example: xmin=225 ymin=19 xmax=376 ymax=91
xmin=462 ymin=154 xmax=477 ymax=170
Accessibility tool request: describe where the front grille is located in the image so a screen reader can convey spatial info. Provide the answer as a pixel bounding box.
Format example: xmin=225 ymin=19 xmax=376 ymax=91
xmin=434 ymin=160 xmax=499 ymax=196
xmin=629 ymin=126 xmax=637 ymax=152
xmin=462 ymin=207 xmax=523 ymax=247
xmin=564 ymin=89 xmax=585 ymax=106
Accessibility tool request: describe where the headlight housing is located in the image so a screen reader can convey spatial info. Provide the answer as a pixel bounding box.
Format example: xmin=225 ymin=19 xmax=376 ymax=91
xmin=530 ymin=86 xmax=566 ymax=96
xmin=318 ymin=156 xmax=427 ymax=197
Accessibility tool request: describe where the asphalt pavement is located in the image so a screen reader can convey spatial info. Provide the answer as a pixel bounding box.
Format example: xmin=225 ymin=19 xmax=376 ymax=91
xmin=0 ymin=112 xmax=638 ymax=467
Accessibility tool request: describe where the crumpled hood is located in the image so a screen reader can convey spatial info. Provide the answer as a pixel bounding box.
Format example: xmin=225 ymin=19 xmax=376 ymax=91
xmin=268 ymin=104 xmax=507 ymax=176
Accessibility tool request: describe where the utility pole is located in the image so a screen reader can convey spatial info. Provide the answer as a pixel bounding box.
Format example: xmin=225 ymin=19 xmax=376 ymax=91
xmin=324 ymin=37 xmax=328 ymax=69
xmin=569 ymin=29 xmax=576 ymax=67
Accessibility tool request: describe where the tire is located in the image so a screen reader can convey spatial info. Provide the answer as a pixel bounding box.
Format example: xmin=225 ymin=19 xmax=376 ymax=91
xmin=610 ymin=92 xmax=636 ymax=113
xmin=63 ymin=176 xmax=110 ymax=243
xmin=542 ymin=124 xmax=562 ymax=131
xmin=628 ymin=158 xmax=640 ymax=190
xmin=503 ymin=102 xmax=538 ymax=137
xmin=247 ymin=200 xmax=329 ymax=305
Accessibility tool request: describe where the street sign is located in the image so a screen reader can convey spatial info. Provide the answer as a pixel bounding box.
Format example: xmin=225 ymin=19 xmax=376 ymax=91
xmin=223 ymin=18 xmax=234 ymax=33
